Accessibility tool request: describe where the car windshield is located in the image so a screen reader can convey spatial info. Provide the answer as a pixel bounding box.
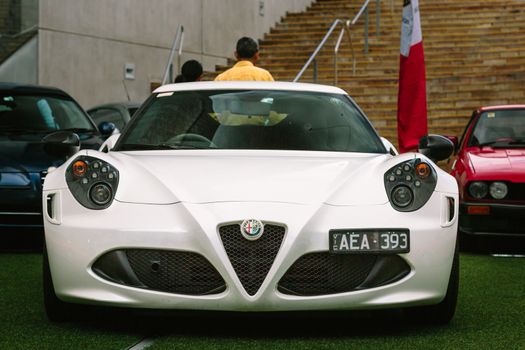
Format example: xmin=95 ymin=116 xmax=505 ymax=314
xmin=469 ymin=109 xmax=525 ymax=147
xmin=0 ymin=94 xmax=95 ymax=133
xmin=116 ymin=90 xmax=386 ymax=153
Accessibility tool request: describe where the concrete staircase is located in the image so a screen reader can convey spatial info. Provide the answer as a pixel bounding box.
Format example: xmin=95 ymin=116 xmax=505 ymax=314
xmin=210 ymin=0 xmax=525 ymax=147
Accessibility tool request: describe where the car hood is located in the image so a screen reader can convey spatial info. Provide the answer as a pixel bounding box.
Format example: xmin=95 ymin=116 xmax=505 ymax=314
xmin=109 ymin=151 xmax=391 ymax=205
xmin=51 ymin=150 xmax=454 ymax=206
xmin=467 ymin=147 xmax=525 ymax=180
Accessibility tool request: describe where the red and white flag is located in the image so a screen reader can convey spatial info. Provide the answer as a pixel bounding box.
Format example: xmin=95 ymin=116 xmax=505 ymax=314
xmin=397 ymin=0 xmax=428 ymax=153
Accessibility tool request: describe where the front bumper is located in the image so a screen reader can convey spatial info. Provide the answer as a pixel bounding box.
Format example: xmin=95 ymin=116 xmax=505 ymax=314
xmin=459 ymin=202 xmax=525 ymax=237
xmin=44 ymin=190 xmax=457 ymax=312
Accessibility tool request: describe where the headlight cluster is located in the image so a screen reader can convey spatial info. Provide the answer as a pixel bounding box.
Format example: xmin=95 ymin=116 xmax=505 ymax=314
xmin=384 ymin=159 xmax=437 ymax=212
xmin=66 ymin=156 xmax=119 ymax=209
xmin=468 ymin=181 xmax=508 ymax=200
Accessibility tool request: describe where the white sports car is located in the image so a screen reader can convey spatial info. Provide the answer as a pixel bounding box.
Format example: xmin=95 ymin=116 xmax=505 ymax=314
xmin=43 ymin=81 xmax=459 ymax=324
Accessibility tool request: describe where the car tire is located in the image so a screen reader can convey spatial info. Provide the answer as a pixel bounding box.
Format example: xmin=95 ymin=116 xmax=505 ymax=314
xmin=43 ymin=243 xmax=73 ymax=322
xmin=404 ymin=240 xmax=459 ymax=325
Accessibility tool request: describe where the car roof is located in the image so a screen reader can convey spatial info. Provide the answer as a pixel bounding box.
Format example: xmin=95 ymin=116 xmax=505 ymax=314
xmin=0 ymin=82 xmax=71 ymax=97
xmin=154 ymin=81 xmax=348 ymax=95
xmin=478 ymin=105 xmax=525 ymax=112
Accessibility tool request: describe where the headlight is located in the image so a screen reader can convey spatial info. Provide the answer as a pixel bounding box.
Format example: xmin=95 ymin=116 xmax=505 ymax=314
xmin=489 ymin=182 xmax=508 ymax=199
xmin=66 ymin=156 xmax=119 ymax=209
xmin=468 ymin=181 xmax=488 ymax=199
xmin=392 ymin=185 xmax=413 ymax=208
xmin=384 ymin=159 xmax=437 ymax=212
xmin=89 ymin=183 xmax=113 ymax=205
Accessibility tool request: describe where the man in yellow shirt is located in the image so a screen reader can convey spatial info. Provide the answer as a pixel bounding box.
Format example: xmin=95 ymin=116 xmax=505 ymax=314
xmin=215 ymin=37 xmax=274 ymax=81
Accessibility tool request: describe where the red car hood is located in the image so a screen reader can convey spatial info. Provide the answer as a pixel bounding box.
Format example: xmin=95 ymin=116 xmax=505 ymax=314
xmin=468 ymin=147 xmax=525 ymax=181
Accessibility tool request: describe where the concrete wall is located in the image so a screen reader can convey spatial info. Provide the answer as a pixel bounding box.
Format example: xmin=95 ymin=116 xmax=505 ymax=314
xmin=0 ymin=35 xmax=38 ymax=84
xmin=38 ymin=0 xmax=313 ymax=109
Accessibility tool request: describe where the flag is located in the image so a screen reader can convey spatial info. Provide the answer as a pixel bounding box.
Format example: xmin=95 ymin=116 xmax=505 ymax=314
xmin=397 ymin=0 xmax=428 ymax=153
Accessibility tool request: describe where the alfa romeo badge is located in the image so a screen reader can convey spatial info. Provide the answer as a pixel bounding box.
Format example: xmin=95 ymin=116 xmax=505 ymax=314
xmin=240 ymin=219 xmax=264 ymax=241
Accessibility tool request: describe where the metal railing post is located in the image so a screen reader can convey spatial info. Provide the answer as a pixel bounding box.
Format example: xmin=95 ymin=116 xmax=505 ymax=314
xmin=161 ymin=24 xmax=184 ymax=85
xmin=313 ymin=59 xmax=318 ymax=83
xmin=294 ymin=0 xmax=374 ymax=83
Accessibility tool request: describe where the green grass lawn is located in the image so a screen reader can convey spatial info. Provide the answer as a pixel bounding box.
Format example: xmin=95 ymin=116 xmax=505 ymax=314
xmin=0 ymin=253 xmax=524 ymax=350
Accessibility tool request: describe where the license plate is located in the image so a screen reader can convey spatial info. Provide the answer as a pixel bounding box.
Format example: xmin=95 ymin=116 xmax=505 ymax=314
xmin=329 ymin=229 xmax=410 ymax=254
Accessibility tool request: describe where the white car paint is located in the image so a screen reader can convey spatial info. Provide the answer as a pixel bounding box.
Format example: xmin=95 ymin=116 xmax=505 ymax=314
xmin=43 ymin=82 xmax=458 ymax=318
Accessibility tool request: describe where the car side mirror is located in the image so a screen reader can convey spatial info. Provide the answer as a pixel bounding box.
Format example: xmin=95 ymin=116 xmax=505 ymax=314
xmin=42 ymin=131 xmax=80 ymax=158
xmin=418 ymin=134 xmax=454 ymax=162
xmin=98 ymin=121 xmax=117 ymax=136
xmin=444 ymin=135 xmax=459 ymax=154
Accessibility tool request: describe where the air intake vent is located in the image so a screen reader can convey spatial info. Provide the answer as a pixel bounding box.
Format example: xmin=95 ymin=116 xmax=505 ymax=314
xmin=219 ymin=223 xmax=285 ymax=296
xmin=93 ymin=249 xmax=226 ymax=295
xmin=278 ymin=253 xmax=410 ymax=296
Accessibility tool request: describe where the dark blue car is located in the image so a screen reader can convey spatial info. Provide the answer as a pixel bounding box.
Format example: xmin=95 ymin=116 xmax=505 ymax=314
xmin=0 ymin=83 xmax=112 ymax=245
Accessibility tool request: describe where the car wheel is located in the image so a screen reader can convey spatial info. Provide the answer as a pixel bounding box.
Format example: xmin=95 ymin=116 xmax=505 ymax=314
xmin=404 ymin=241 xmax=459 ymax=325
xmin=43 ymin=243 xmax=72 ymax=322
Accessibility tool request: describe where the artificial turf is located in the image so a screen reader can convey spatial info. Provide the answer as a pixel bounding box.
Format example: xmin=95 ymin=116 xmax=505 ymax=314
xmin=0 ymin=253 xmax=523 ymax=349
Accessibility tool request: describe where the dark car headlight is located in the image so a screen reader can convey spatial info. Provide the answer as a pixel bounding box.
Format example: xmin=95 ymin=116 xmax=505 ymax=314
xmin=489 ymin=181 xmax=508 ymax=200
xmin=384 ymin=159 xmax=437 ymax=212
xmin=468 ymin=181 xmax=488 ymax=199
xmin=66 ymin=156 xmax=119 ymax=209
xmin=467 ymin=181 xmax=508 ymax=200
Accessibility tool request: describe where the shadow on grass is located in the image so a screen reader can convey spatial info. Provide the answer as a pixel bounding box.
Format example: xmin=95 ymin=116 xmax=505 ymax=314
xmin=70 ymin=307 xmax=444 ymax=341
xmin=460 ymin=235 xmax=525 ymax=255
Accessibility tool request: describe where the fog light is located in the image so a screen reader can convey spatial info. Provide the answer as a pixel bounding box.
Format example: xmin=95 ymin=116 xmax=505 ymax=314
xmin=392 ymin=185 xmax=413 ymax=208
xmin=469 ymin=182 xmax=488 ymax=199
xmin=489 ymin=182 xmax=508 ymax=199
xmin=89 ymin=183 xmax=112 ymax=205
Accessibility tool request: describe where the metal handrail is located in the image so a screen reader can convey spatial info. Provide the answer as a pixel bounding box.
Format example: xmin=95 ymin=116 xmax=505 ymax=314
xmin=161 ymin=24 xmax=184 ymax=85
xmin=0 ymin=24 xmax=38 ymax=39
xmin=294 ymin=0 xmax=381 ymax=84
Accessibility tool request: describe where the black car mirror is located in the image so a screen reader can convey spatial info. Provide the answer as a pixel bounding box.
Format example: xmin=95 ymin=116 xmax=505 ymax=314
xmin=42 ymin=131 xmax=80 ymax=158
xmin=418 ymin=134 xmax=454 ymax=162
xmin=444 ymin=135 xmax=459 ymax=154
xmin=98 ymin=121 xmax=117 ymax=136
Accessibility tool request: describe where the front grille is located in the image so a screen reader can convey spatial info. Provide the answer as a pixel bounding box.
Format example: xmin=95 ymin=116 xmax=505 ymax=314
xmin=506 ymin=183 xmax=525 ymax=201
xmin=219 ymin=223 xmax=285 ymax=296
xmin=278 ymin=253 xmax=410 ymax=296
xmin=93 ymin=249 xmax=226 ymax=295
xmin=460 ymin=215 xmax=525 ymax=235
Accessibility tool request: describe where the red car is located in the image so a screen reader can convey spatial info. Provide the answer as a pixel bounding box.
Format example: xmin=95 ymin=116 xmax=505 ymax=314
xmin=451 ymin=105 xmax=525 ymax=239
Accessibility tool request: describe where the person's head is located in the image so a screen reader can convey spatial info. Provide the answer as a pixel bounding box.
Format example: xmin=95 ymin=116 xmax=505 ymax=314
xmin=174 ymin=59 xmax=203 ymax=83
xmin=235 ymin=37 xmax=259 ymax=62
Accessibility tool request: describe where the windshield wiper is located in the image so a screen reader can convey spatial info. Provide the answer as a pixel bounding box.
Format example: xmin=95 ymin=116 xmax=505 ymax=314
xmin=157 ymin=142 xmax=213 ymax=150
xmin=59 ymin=128 xmax=97 ymax=133
xmin=476 ymin=141 xmax=497 ymax=147
xmin=119 ymin=143 xmax=213 ymax=151
xmin=509 ymin=138 xmax=525 ymax=145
